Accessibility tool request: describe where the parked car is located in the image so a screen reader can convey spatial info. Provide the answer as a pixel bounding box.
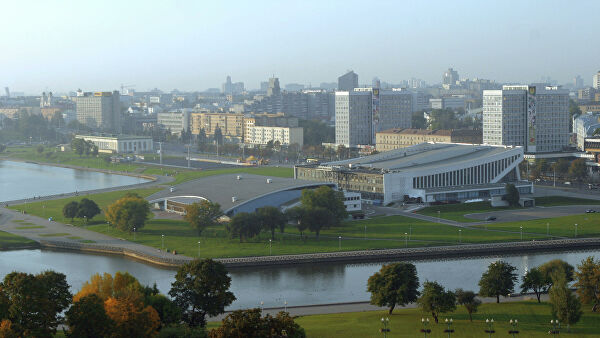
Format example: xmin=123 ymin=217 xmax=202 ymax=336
xmin=486 ymin=216 xmax=497 ymax=221
xmin=586 ymin=209 xmax=596 ymax=213
xmin=564 ymin=181 xmax=571 ymax=185
xmin=170 ymin=186 xmax=175 ymax=192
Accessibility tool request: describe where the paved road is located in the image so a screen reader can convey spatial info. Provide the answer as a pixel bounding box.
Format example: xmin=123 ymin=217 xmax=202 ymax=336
xmin=465 ymin=205 xmax=599 ymax=222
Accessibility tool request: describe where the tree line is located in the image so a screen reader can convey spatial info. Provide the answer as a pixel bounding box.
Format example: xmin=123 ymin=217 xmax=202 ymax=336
xmin=368 ymin=256 xmax=600 ymax=332
xmin=0 ymin=259 xmax=305 ymax=338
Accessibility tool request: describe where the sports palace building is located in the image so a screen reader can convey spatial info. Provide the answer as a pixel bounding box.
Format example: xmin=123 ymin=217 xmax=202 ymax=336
xmin=294 ymin=142 xmax=532 ymax=205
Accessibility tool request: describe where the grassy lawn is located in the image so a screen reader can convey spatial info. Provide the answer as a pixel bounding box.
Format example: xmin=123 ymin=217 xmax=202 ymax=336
xmin=3 ymin=146 xmax=293 ymax=184
xmin=0 ymin=230 xmax=39 ymax=250
xmin=472 ymin=213 xmax=600 ymax=239
xmin=418 ymin=196 xmax=600 ymax=223
xmin=295 ymin=301 xmax=600 ymax=337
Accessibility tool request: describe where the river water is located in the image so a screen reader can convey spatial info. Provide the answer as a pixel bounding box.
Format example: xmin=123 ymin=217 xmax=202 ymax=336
xmin=1 ymin=249 xmax=597 ymax=310
xmin=0 ymin=160 xmax=148 ymax=202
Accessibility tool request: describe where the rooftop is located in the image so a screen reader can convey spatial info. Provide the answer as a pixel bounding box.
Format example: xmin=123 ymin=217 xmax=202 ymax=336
xmin=318 ymin=142 xmax=522 ymax=173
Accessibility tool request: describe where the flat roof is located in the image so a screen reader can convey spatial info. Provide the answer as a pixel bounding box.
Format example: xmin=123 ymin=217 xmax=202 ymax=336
xmin=147 ymin=173 xmax=330 ymax=212
xmin=76 ymin=134 xmax=152 ymax=140
xmin=318 ymin=143 xmax=522 ymax=173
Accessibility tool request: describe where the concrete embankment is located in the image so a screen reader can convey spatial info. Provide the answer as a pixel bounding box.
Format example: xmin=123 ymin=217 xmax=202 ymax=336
xmin=39 ymin=238 xmax=600 ymax=269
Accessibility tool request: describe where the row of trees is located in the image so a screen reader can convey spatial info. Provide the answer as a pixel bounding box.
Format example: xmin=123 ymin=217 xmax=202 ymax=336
xmin=524 ymin=158 xmax=588 ymax=181
xmin=71 ymin=138 xmax=99 ymax=156
xmin=0 ymin=259 xmax=305 ymax=337
xmin=368 ymin=257 xmax=600 ymax=330
xmin=62 ymin=198 xmax=101 ymax=222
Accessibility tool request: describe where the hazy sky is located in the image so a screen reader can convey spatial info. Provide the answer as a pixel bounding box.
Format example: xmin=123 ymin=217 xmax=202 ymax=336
xmin=1 ymin=0 xmax=598 ymax=93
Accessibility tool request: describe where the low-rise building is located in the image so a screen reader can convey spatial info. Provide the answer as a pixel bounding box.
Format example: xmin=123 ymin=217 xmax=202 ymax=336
xmin=244 ymin=126 xmax=303 ymax=147
xmin=376 ymin=128 xmax=482 ymax=152
xmin=343 ymin=191 xmax=362 ymax=212
xmin=75 ymin=134 xmax=154 ymax=154
xmin=574 ymin=113 xmax=600 ymax=150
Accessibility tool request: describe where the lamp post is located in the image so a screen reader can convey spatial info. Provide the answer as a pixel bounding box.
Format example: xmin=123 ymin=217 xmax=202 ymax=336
xmin=364 ymin=225 xmax=367 ymax=239
xmin=409 ymin=225 xmax=412 ymax=240
xmin=198 ymin=241 xmax=201 ymax=258
xmin=458 ymin=229 xmax=462 ymax=244
xmin=420 ymin=318 xmax=431 ymax=337
xmin=380 ymin=317 xmax=390 ymax=338
xmin=547 ymin=222 xmax=550 ymax=237
xmin=43 ymin=205 xmax=46 ymax=218
xmin=520 ymin=226 xmax=523 ymax=241
xmin=437 ymin=210 xmax=440 ymax=222
xmin=575 ymin=223 xmax=578 ymax=237
xmin=133 ymin=227 xmax=136 ymax=241
xmin=338 ymin=236 xmax=341 ymax=250
xmin=405 ymin=232 xmax=408 ymax=247
xmin=107 ymin=221 xmax=110 ymax=232
xmin=284 ymin=300 xmax=288 ymax=312
xmin=549 ymin=320 xmax=560 ymax=337
xmin=269 ymin=239 xmax=272 ymax=255
xmin=260 ymin=301 xmax=264 ymax=312
xmin=485 ymin=319 xmax=495 ymax=338
xmin=443 ymin=318 xmax=454 ymax=338
xmin=161 ymin=234 xmax=164 ymax=251
xmin=84 ymin=215 xmax=87 ymax=225
xmin=508 ymin=319 xmax=519 ymax=337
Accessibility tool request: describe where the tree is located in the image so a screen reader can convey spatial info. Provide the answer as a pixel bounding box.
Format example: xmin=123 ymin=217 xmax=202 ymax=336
xmin=553 ymin=159 xmax=570 ymax=177
xmin=300 ymin=186 xmax=348 ymax=226
xmin=367 ymin=262 xmax=419 ymax=314
xmin=71 ymin=138 xmax=86 ymax=156
xmin=105 ymin=194 xmax=151 ymax=232
xmin=574 ymin=256 xmax=600 ymax=312
xmin=455 ymin=289 xmax=480 ymax=322
xmin=0 ymin=144 xmax=6 ymax=153
xmin=520 ymin=268 xmax=545 ymax=303
xmin=1 ymin=271 xmax=72 ymax=337
xmin=412 ymin=111 xmax=427 ymax=129
xmin=145 ymin=293 xmax=182 ymax=328
xmin=417 ymin=281 xmax=456 ymax=323
xmin=549 ymin=270 xmax=582 ymax=332
xmin=0 ymin=320 xmax=18 ymax=338
xmin=169 ymin=259 xmax=236 ymax=328
xmin=208 ymin=308 xmax=306 ymax=338
xmin=62 ymin=201 xmax=79 ymax=221
xmin=504 ymin=183 xmax=520 ymax=207
xmin=298 ymin=120 xmax=334 ymax=146
xmin=184 ymin=200 xmax=223 ymax=236
xmin=65 ymin=294 xmax=113 ymax=338
xmin=478 ymin=261 xmax=517 ymax=303
xmin=539 ymin=259 xmax=575 ymax=291
xmin=256 ymin=206 xmax=287 ymax=240
xmin=568 ymin=158 xmax=588 ymax=181
xmin=36 ymin=145 xmax=44 ymax=154
xmin=226 ymin=212 xmax=261 ymax=242
xmin=214 ymin=126 xmax=223 ymax=146
xmin=77 ymin=198 xmax=101 ymax=221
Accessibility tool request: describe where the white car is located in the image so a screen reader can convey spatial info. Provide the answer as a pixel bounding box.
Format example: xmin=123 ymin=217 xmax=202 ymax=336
xmin=170 ymin=186 xmax=175 ymax=192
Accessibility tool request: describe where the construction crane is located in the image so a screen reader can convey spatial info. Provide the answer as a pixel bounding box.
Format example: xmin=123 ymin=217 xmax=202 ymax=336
xmin=120 ymin=83 xmax=136 ymax=95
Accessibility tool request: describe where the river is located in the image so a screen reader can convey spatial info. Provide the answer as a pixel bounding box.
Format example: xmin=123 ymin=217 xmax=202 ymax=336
xmin=0 ymin=160 xmax=148 ymax=202
xmin=1 ymin=249 xmax=597 ymax=310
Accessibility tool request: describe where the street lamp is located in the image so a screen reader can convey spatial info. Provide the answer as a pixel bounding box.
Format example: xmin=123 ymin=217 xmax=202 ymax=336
xmin=133 ymin=227 xmax=136 ymax=241
xmin=260 ymin=301 xmax=264 ymax=311
xmin=405 ymin=232 xmax=408 ymax=247
xmin=420 ymin=318 xmax=431 ymax=337
xmin=549 ymin=320 xmax=560 ymax=337
xmin=409 ymin=225 xmax=412 ymax=240
xmin=161 ymin=234 xmax=165 ymax=251
xmin=575 ymin=223 xmax=578 ymax=237
xmin=520 ymin=226 xmax=523 ymax=241
xmin=269 ymin=239 xmax=272 ymax=255
xmin=508 ymin=319 xmax=519 ymax=337
xmin=364 ymin=225 xmax=367 ymax=239
xmin=338 ymin=236 xmax=341 ymax=250
xmin=380 ymin=317 xmax=390 ymax=338
xmin=458 ymin=229 xmax=462 ymax=244
xmin=284 ymin=300 xmax=288 ymax=312
xmin=485 ymin=319 xmax=495 ymax=338
xmin=84 ymin=215 xmax=87 ymax=224
xmin=107 ymin=221 xmax=110 ymax=232
xmin=547 ymin=222 xmax=550 ymax=237
xmin=437 ymin=210 xmax=440 ymax=222
xmin=444 ymin=318 xmax=454 ymax=338
xmin=198 ymin=241 xmax=201 ymax=257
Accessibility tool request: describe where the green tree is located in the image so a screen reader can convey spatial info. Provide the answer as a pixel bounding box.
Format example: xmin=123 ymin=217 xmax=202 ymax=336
xmin=367 ymin=262 xmax=419 ymax=314
xmin=504 ymin=183 xmax=520 ymax=207
xmin=574 ymin=256 xmax=600 ymax=312
xmin=256 ymin=206 xmax=287 ymax=240
xmin=478 ymin=261 xmax=517 ymax=303
xmin=539 ymin=259 xmax=575 ymax=291
xmin=455 ymin=289 xmax=480 ymax=322
xmin=0 ymin=144 xmax=6 ymax=153
xmin=214 ymin=126 xmax=223 ymax=146
xmin=169 ymin=259 xmax=236 ymax=328
xmin=77 ymin=198 xmax=101 ymax=221
xmin=298 ymin=120 xmax=334 ymax=146
xmin=300 ymin=186 xmax=347 ymax=226
xmin=105 ymin=194 xmax=151 ymax=232
xmin=71 ymin=138 xmax=86 ymax=156
xmin=184 ymin=200 xmax=223 ymax=236
xmin=62 ymin=201 xmax=79 ymax=221
xmin=226 ymin=212 xmax=261 ymax=242
xmin=412 ymin=111 xmax=427 ymax=129
xmin=208 ymin=308 xmax=305 ymax=338
xmin=568 ymin=158 xmax=588 ymax=181
xmin=552 ymin=159 xmax=570 ymax=177
xmin=1 ymin=271 xmax=72 ymax=337
xmin=520 ymin=268 xmax=545 ymax=303
xmin=417 ymin=281 xmax=456 ymax=323
xmin=36 ymin=145 xmax=44 ymax=154
xmin=549 ymin=270 xmax=582 ymax=332
xmin=145 ymin=293 xmax=182 ymax=328
xmin=65 ymin=294 xmax=113 ymax=338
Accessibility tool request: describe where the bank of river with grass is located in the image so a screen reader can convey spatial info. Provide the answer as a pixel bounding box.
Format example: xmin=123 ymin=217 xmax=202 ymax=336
xmin=0 ymin=230 xmax=39 ymax=250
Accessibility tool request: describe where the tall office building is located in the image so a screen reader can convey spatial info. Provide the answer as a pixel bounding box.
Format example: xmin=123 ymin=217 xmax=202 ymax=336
xmin=267 ymin=77 xmax=281 ymax=96
xmin=73 ymin=91 xmax=121 ymax=131
xmin=483 ymin=85 xmax=569 ymax=153
xmin=338 ymin=71 xmax=358 ymax=91
xmin=593 ymin=71 xmax=600 ymax=89
xmin=442 ymin=68 xmax=459 ymax=86
xmin=335 ymin=88 xmax=413 ymax=147
xmin=222 ymin=75 xmax=244 ymax=94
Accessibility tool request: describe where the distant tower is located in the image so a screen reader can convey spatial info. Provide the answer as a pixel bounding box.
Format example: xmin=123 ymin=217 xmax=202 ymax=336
xmin=4 ymin=87 xmax=9 ymax=98
xmin=47 ymin=92 xmax=53 ymax=106
xmin=267 ymin=77 xmax=281 ymax=96
xmin=338 ymin=70 xmax=358 ymax=91
xmin=40 ymin=92 xmax=46 ymax=107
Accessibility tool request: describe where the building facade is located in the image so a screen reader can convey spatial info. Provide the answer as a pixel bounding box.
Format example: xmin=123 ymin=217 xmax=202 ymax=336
xmin=157 ymin=110 xmax=190 ymax=135
xmin=75 ymin=134 xmax=153 ymax=154
xmin=73 ymin=91 xmax=121 ymax=131
xmin=376 ymin=128 xmax=482 ymax=152
xmin=574 ymin=113 xmax=600 ymax=150
xmin=483 ymin=85 xmax=569 ymax=153
xmin=338 ymin=71 xmax=358 ymax=91
xmin=244 ymin=126 xmax=303 ymax=147
xmin=190 ymin=112 xmax=244 ymax=142
xmin=593 ymin=71 xmax=600 ymax=89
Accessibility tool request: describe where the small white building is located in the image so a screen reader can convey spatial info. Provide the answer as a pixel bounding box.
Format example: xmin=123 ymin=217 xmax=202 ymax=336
xmin=343 ymin=191 xmax=362 ymax=212
xmin=75 ymin=134 xmax=154 ymax=154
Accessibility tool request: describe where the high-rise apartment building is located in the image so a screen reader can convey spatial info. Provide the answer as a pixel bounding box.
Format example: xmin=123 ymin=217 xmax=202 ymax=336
xmin=593 ymin=71 xmax=600 ymax=89
xmin=267 ymin=78 xmax=281 ymax=96
xmin=190 ymin=112 xmax=244 ymax=142
xmin=335 ymin=88 xmax=413 ymax=147
xmin=338 ymin=71 xmax=358 ymax=91
xmin=73 ymin=91 xmax=121 ymax=131
xmin=442 ymin=68 xmax=459 ymax=86
xmin=483 ymin=85 xmax=569 ymax=153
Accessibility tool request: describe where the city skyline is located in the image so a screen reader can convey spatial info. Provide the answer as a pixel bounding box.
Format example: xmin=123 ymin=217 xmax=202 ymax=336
xmin=1 ymin=0 xmax=599 ymax=93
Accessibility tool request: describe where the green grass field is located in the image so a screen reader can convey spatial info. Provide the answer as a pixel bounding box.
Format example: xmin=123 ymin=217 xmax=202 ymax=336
xmin=0 ymin=230 xmax=39 ymax=250
xmin=418 ymin=196 xmax=600 ymax=223
xmin=294 ymin=301 xmax=600 ymax=337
